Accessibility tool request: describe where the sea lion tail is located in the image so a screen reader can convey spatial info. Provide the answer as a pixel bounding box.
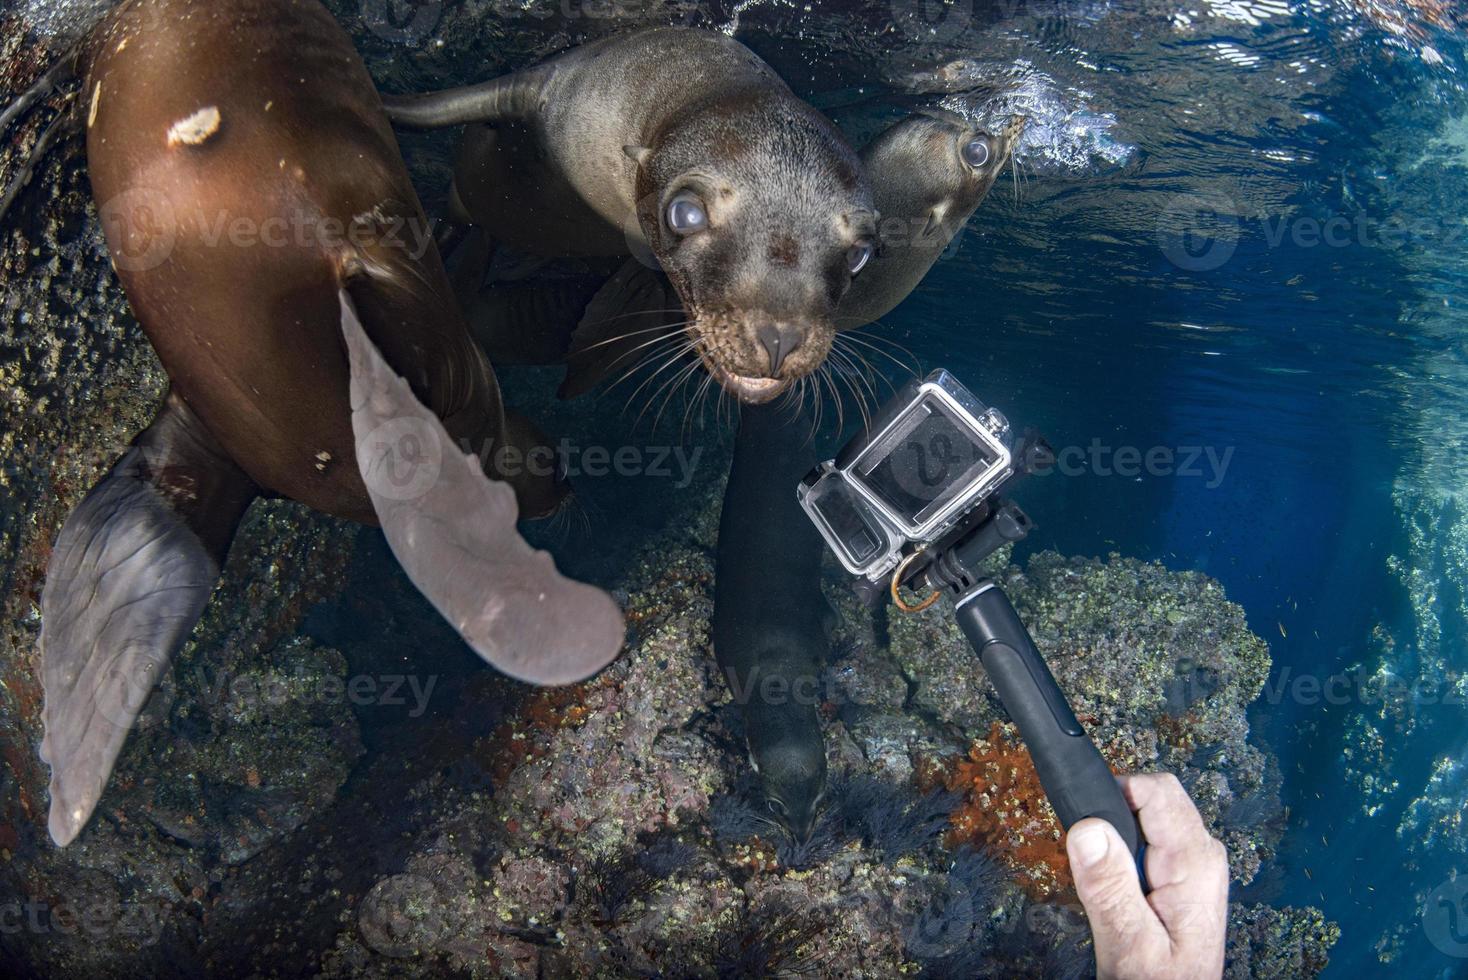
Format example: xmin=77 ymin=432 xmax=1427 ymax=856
xmin=379 ymin=69 xmax=546 ymax=130
xmin=39 ymin=394 xmax=258 ymax=846
xmin=339 ymin=290 xmax=626 ymax=686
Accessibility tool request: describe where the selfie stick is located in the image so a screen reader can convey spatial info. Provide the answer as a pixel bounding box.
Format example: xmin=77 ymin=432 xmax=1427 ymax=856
xmin=898 ymin=495 xmax=1147 ymax=885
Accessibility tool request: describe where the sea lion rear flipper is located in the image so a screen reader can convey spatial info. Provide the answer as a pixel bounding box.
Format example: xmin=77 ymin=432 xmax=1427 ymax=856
xmin=40 ymin=394 xmax=258 ymax=846
xmin=380 ymin=68 xmax=547 ymax=130
xmin=559 ymin=259 xmax=684 ymax=400
xmin=339 ymin=291 xmax=625 ymax=685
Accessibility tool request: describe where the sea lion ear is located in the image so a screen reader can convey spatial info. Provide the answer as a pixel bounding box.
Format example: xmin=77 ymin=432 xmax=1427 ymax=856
xmin=339 ymin=290 xmax=626 ymax=685
xmin=623 ymin=144 xmax=653 ymax=167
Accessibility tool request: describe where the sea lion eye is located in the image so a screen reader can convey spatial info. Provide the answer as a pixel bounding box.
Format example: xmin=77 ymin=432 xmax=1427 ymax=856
xmin=666 ymin=193 xmax=708 ymax=235
xmin=962 ymin=137 xmax=991 ymax=169
xmin=847 ymin=241 xmax=873 ymax=276
xmin=767 ymin=798 xmax=788 ymax=817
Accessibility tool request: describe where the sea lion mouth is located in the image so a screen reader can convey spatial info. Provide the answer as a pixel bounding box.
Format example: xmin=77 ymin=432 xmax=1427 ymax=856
xmin=700 ymin=353 xmax=790 ymax=404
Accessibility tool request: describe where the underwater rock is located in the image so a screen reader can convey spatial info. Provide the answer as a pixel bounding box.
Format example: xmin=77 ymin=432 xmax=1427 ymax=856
xmin=1225 ymin=902 xmax=1341 ymax=979
xmin=308 ymin=505 xmax=1335 ymax=977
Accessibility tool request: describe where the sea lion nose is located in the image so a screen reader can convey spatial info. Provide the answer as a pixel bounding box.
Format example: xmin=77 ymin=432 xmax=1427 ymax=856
xmin=758 ymin=323 xmax=803 ymax=374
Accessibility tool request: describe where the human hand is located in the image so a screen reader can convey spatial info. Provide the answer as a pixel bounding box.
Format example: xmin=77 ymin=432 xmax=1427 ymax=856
xmin=1065 ymin=772 xmax=1229 ymax=980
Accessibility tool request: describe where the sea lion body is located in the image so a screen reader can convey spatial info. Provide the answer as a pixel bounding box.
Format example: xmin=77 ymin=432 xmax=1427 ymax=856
xmin=712 ymin=402 xmax=832 ymax=841
xmin=20 ymin=0 xmax=624 ymax=849
xmin=85 ymin=0 xmax=505 ymax=524
xmin=385 ymin=28 xmax=878 ymax=403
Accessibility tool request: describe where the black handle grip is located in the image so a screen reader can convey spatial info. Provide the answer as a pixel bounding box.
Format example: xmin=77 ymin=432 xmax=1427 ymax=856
xmin=954 ymin=583 xmax=1145 ymax=875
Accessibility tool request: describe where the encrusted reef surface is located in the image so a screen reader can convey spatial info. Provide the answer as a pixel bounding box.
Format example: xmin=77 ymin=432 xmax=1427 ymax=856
xmin=302 ymin=494 xmax=1337 ymax=979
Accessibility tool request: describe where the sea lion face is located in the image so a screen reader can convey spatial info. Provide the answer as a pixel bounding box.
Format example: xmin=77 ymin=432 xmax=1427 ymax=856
xmin=837 ymin=112 xmax=1026 ymax=330
xmin=636 ymin=105 xmax=877 ymax=404
xmin=876 ymin=111 xmax=1026 ymax=251
xmin=756 ymin=737 xmax=828 ymax=843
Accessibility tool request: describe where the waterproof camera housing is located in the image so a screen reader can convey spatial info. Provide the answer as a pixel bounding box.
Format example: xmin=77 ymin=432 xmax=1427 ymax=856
xmin=798 ymin=370 xmax=1014 ymax=580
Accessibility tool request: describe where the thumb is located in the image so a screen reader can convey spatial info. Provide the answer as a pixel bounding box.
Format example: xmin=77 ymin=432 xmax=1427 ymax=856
xmin=1067 ymin=818 xmax=1160 ymax=965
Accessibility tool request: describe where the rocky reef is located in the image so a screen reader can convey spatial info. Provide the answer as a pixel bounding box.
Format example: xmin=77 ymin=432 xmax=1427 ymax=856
xmin=295 ymin=494 xmax=1337 ymax=979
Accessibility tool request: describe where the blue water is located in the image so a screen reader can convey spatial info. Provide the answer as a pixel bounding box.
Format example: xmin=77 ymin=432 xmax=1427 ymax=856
xmin=821 ymin=5 xmax=1468 ymax=974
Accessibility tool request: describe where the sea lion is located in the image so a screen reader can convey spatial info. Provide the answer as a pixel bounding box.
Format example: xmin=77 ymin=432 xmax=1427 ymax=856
xmin=381 ymin=27 xmax=878 ymax=404
xmin=709 ymin=111 xmax=1025 ymax=840
xmin=712 ymin=401 xmax=832 ymax=843
xmin=454 ymin=110 xmax=1026 ymax=401
xmin=417 ymin=108 xmax=1025 ymax=838
xmin=2 ymin=0 xmax=624 ymax=847
xmin=839 ymin=110 xmax=1027 ymax=328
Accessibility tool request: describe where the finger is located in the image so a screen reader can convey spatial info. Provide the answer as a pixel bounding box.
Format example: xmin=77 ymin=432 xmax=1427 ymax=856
xmin=1120 ymin=773 xmax=1211 ymax=848
xmin=1067 ymin=818 xmax=1169 ymax=971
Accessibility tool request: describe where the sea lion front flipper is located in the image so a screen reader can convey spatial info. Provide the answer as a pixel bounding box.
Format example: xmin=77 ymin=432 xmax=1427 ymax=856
xmin=559 ymin=259 xmax=684 ymax=400
xmin=466 ymin=277 xmax=603 ymax=366
xmin=40 ymin=394 xmax=258 ymax=847
xmin=339 ymin=291 xmax=625 ymax=685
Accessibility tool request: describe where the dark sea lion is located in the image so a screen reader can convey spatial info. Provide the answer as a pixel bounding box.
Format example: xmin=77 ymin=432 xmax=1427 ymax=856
xmin=707 ymin=111 xmax=1025 ymax=839
xmin=407 ymin=108 xmax=1025 ymax=837
xmin=712 ymin=402 xmax=831 ymax=842
xmin=381 ymin=27 xmax=878 ymax=404
xmin=467 ymin=110 xmax=1026 ymax=400
xmin=3 ymin=0 xmax=624 ymax=847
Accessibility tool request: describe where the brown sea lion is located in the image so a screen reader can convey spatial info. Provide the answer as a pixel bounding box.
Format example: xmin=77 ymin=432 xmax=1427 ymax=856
xmin=381 ymin=27 xmax=878 ymax=404
xmin=2 ymin=0 xmax=624 ymax=847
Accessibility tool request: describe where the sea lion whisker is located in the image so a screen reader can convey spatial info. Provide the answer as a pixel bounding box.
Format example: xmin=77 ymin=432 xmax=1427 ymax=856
xmin=659 ymin=357 xmax=706 ymax=436
xmin=569 ymin=320 xmax=691 ymax=355
xmin=821 ymin=364 xmax=845 ymax=439
xmin=826 ymin=351 xmax=873 ymax=432
xmin=602 ymin=336 xmax=698 ymax=395
xmin=827 ymin=346 xmax=877 ymax=406
xmin=618 ymin=339 xmax=702 ymax=420
xmin=575 ymin=308 xmax=690 ymax=329
xmin=836 ymin=332 xmax=920 ymax=380
xmin=641 ymin=357 xmax=704 ymax=435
